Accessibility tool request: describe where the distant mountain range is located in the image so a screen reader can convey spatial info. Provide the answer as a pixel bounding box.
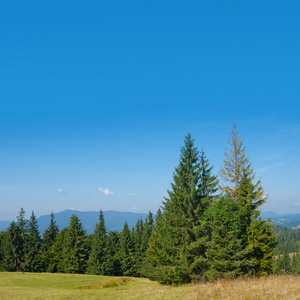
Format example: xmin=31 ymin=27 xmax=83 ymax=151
xmin=0 ymin=210 xmax=299 ymax=236
xmin=0 ymin=210 xmax=149 ymax=235
xmin=261 ymin=211 xmax=300 ymax=229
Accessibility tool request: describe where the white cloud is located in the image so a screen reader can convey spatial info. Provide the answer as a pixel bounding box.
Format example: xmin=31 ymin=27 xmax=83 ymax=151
xmin=85 ymin=190 xmax=90 ymax=195
xmin=294 ymin=202 xmax=300 ymax=206
xmin=57 ymin=188 xmax=64 ymax=193
xmin=132 ymin=207 xmax=139 ymax=211
xmin=129 ymin=193 xmax=137 ymax=196
xmin=98 ymin=187 xmax=114 ymax=195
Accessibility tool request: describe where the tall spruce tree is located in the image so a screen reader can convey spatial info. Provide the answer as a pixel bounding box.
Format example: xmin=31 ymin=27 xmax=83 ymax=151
xmin=106 ymin=230 xmax=121 ymax=276
xmin=119 ymin=222 xmax=134 ymax=276
xmin=132 ymin=218 xmax=144 ymax=277
xmin=220 ymin=124 xmax=276 ymax=275
xmin=219 ymin=122 xmax=253 ymax=203
xmin=2 ymin=222 xmax=23 ymax=271
xmin=203 ymin=194 xmax=249 ymax=280
xmin=62 ymin=215 xmax=88 ymax=274
xmin=146 ymin=134 xmax=217 ymax=284
xmin=42 ymin=212 xmax=59 ymax=272
xmin=24 ymin=211 xmax=42 ymax=272
xmin=42 ymin=212 xmax=59 ymax=252
xmin=88 ymin=210 xmax=108 ymax=275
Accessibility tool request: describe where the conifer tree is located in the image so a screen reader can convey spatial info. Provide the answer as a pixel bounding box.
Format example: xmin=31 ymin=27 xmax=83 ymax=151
xmin=24 ymin=211 xmax=42 ymax=272
xmin=41 ymin=212 xmax=59 ymax=272
xmin=42 ymin=212 xmax=59 ymax=252
xmin=146 ymin=134 xmax=217 ymax=284
xmin=219 ymin=122 xmax=253 ymax=203
xmin=50 ymin=228 xmax=67 ymax=273
xmin=62 ymin=215 xmax=88 ymax=274
xmin=106 ymin=230 xmax=121 ymax=275
xmin=2 ymin=222 xmax=23 ymax=271
xmin=203 ymin=195 xmax=249 ymax=280
xmin=88 ymin=210 xmax=108 ymax=275
xmin=141 ymin=211 xmax=154 ymax=255
xmin=132 ymin=218 xmax=144 ymax=276
xmin=119 ymin=222 xmax=134 ymax=276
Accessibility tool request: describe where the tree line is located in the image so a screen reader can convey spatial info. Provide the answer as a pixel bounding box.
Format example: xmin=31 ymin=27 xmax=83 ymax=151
xmin=0 ymin=208 xmax=154 ymax=276
xmin=0 ymin=123 xmax=299 ymax=283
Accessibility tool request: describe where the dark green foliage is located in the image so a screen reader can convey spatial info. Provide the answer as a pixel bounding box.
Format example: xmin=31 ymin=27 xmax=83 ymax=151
xmin=237 ymin=170 xmax=277 ymax=275
xmin=132 ymin=218 xmax=144 ymax=276
xmin=119 ymin=222 xmax=134 ymax=276
xmin=2 ymin=222 xmax=23 ymax=271
xmin=105 ymin=230 xmax=121 ymax=276
xmin=24 ymin=212 xmax=42 ymax=272
xmin=88 ymin=210 xmax=108 ymax=275
xmin=41 ymin=212 xmax=59 ymax=272
xmin=48 ymin=228 xmax=67 ymax=273
xmin=203 ymin=195 xmax=249 ymax=280
xmin=42 ymin=212 xmax=59 ymax=252
xmin=273 ymin=226 xmax=300 ymax=255
xmin=146 ymin=134 xmax=218 ymax=284
xmin=62 ymin=215 xmax=88 ymax=274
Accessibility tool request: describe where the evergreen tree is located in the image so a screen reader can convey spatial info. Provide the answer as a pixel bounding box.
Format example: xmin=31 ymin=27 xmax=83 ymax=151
xmin=24 ymin=211 xmax=42 ymax=272
xmin=141 ymin=212 xmax=154 ymax=255
xmin=2 ymin=222 xmax=23 ymax=271
xmin=49 ymin=228 xmax=67 ymax=273
xmin=132 ymin=218 xmax=144 ymax=277
xmin=106 ymin=230 xmax=121 ymax=276
xmin=62 ymin=215 xmax=88 ymax=274
xmin=203 ymin=195 xmax=249 ymax=280
xmin=219 ymin=122 xmax=254 ymax=203
xmin=119 ymin=222 xmax=134 ymax=276
xmin=146 ymin=134 xmax=217 ymax=284
xmin=42 ymin=212 xmax=59 ymax=252
xmin=41 ymin=212 xmax=59 ymax=272
xmin=237 ymin=170 xmax=277 ymax=275
xmin=88 ymin=210 xmax=108 ymax=275
xmin=280 ymin=247 xmax=292 ymax=274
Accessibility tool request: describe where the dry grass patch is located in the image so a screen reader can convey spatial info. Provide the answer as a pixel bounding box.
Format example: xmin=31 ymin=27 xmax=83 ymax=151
xmin=74 ymin=276 xmax=133 ymax=290
xmin=194 ymin=275 xmax=300 ymax=300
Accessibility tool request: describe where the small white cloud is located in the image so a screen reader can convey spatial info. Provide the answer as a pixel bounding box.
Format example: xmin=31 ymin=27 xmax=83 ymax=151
xmin=294 ymin=202 xmax=300 ymax=206
xmin=85 ymin=190 xmax=90 ymax=195
xmin=132 ymin=207 xmax=139 ymax=211
xmin=57 ymin=188 xmax=64 ymax=193
xmin=129 ymin=193 xmax=137 ymax=196
xmin=98 ymin=187 xmax=114 ymax=195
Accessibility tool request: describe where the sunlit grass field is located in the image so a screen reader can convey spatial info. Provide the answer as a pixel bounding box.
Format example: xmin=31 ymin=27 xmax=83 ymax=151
xmin=0 ymin=272 xmax=299 ymax=299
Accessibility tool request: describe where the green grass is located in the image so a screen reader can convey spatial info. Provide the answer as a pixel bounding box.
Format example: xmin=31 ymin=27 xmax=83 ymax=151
xmin=0 ymin=272 xmax=299 ymax=299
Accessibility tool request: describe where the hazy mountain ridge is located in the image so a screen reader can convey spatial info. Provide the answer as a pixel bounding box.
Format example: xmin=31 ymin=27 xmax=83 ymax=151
xmin=1 ymin=210 xmax=300 ymax=235
xmin=0 ymin=210 xmax=149 ymax=235
xmin=261 ymin=211 xmax=300 ymax=228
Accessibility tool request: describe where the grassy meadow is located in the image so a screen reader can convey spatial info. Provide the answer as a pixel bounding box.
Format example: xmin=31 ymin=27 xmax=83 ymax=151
xmin=0 ymin=272 xmax=300 ymax=300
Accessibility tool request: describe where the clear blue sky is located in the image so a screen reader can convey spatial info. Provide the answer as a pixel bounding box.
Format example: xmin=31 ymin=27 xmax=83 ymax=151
xmin=0 ymin=0 xmax=299 ymax=220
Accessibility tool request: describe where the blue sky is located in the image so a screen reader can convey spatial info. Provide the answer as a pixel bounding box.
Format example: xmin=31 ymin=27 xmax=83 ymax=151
xmin=0 ymin=0 xmax=299 ymax=220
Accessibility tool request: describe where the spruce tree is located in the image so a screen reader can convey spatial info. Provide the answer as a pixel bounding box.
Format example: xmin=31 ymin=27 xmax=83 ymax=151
xmin=146 ymin=134 xmax=217 ymax=284
xmin=106 ymin=230 xmax=121 ymax=276
xmin=2 ymin=222 xmax=23 ymax=271
xmin=42 ymin=212 xmax=59 ymax=252
xmin=219 ymin=122 xmax=253 ymax=203
xmin=24 ymin=211 xmax=42 ymax=272
xmin=203 ymin=195 xmax=249 ymax=280
xmin=132 ymin=218 xmax=144 ymax=277
xmin=220 ymin=124 xmax=277 ymax=275
xmin=50 ymin=228 xmax=67 ymax=273
xmin=62 ymin=215 xmax=88 ymax=274
xmin=41 ymin=212 xmax=59 ymax=272
xmin=119 ymin=222 xmax=134 ymax=276
xmin=88 ymin=210 xmax=108 ymax=275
